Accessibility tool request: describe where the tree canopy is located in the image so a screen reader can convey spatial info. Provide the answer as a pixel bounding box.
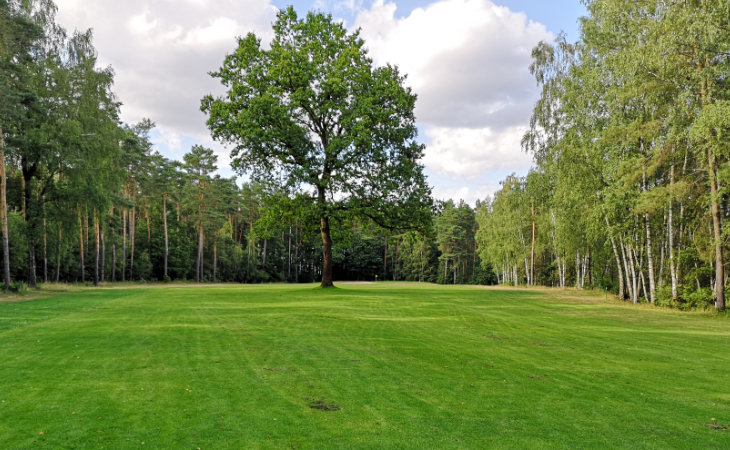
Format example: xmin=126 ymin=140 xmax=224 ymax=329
xmin=202 ymin=7 xmax=432 ymax=287
xmin=477 ymin=0 xmax=730 ymax=310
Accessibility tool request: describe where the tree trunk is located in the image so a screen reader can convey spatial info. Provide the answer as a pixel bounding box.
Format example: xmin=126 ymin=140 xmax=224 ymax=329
xmin=383 ymin=235 xmax=388 ymax=280
xmin=645 ymin=211 xmax=656 ymax=303
xmin=320 ymin=214 xmax=334 ymax=288
xmin=394 ymin=238 xmax=399 ymax=281
xmin=632 ymin=243 xmax=647 ymax=302
xmin=55 ymin=224 xmax=61 ymax=283
xmin=196 ymin=219 xmax=203 ymax=283
xmin=520 ymin=230 xmax=529 ymax=285
xmin=100 ymin=227 xmax=105 ymax=283
xmin=22 ymin=167 xmax=37 ymax=288
xmin=698 ymin=50 xmax=725 ymax=310
xmin=145 ymin=205 xmax=151 ymax=248
xmin=246 ymin=221 xmax=253 ymax=281
xmin=606 ymin=217 xmax=626 ymax=299
xmin=643 ymin=171 xmax=656 ymax=304
xmin=20 ymin=169 xmax=25 ymax=219
xmin=295 ymin=222 xmax=300 ymax=283
xmin=262 ymin=238 xmax=268 ymax=267
xmin=556 ymin=257 xmax=561 ymax=287
xmin=129 ymin=206 xmax=135 ymax=281
xmin=0 ymin=128 xmax=9 ymax=290
xmin=638 ymin=256 xmax=648 ymax=302
xmin=531 ymin=201 xmax=535 ymax=286
xmin=163 ymin=193 xmax=168 ymax=280
xmin=708 ymin=147 xmax=725 ymax=309
xmin=112 ymin=242 xmax=116 ymax=282
xmin=669 ymin=165 xmax=678 ymax=299
xmin=122 ymin=210 xmax=127 ymax=282
xmin=618 ymin=238 xmax=630 ymax=300
xmin=43 ymin=214 xmax=47 ymax=283
xmin=84 ymin=209 xmax=89 ymax=270
xmin=626 ymin=243 xmax=637 ymax=303
xmin=658 ymin=217 xmax=666 ymax=286
xmin=78 ymin=208 xmax=85 ymax=283
xmin=622 ymin=240 xmax=637 ymax=303
xmin=94 ymin=211 xmax=100 ymax=286
xmin=419 ymin=246 xmax=425 ymax=282
xmin=213 ymin=239 xmax=217 ymax=283
xmin=287 ymin=226 xmax=292 ymax=281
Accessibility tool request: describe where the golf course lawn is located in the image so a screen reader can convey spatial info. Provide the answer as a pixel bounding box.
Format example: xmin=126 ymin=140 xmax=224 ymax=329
xmin=0 ymin=283 xmax=728 ymax=449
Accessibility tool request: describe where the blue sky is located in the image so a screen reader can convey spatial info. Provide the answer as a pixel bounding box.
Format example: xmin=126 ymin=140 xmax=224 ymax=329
xmin=56 ymin=0 xmax=586 ymax=204
xmin=274 ymin=0 xmax=585 ymax=40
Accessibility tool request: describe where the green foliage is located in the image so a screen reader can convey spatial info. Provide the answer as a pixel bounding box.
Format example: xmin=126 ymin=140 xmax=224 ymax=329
xmin=470 ymin=260 xmax=497 ymax=285
xmin=8 ymin=280 xmax=27 ymax=294
xmin=472 ymin=0 xmax=730 ymax=307
xmin=202 ymin=6 xmax=432 ymax=285
xmin=398 ymin=231 xmax=438 ymax=283
xmin=435 ymin=200 xmax=477 ymax=284
xmin=332 ymin=233 xmax=382 ymax=281
xmin=7 ymin=211 xmax=27 ymax=281
xmin=682 ymin=288 xmax=716 ymax=311
xmin=4 ymin=0 xmax=729 ymax=308
xmin=133 ymin=252 xmax=153 ymax=282
xmin=655 ymin=285 xmax=715 ymax=311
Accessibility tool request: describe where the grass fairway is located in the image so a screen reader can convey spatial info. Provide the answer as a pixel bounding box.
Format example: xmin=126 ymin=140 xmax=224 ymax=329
xmin=0 ymin=283 xmax=729 ymax=449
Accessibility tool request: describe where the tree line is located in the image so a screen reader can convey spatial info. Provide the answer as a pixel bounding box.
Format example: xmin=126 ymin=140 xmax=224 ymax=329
xmin=4 ymin=0 xmax=727 ymax=312
xmin=478 ymin=0 xmax=729 ymax=310
xmin=0 ymin=1 xmax=489 ymax=289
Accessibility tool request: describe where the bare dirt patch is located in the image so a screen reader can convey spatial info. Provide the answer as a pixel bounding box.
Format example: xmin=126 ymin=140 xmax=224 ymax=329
xmin=308 ymin=400 xmax=341 ymax=411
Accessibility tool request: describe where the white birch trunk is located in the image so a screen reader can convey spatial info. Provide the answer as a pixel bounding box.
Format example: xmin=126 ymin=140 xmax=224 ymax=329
xmin=606 ymin=217 xmax=625 ymax=299
xmin=669 ymin=165 xmax=678 ymax=299
xmin=644 ymin=173 xmax=656 ymax=304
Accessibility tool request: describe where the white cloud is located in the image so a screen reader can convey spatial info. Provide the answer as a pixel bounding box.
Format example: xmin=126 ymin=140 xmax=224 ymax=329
xmin=182 ymin=17 xmax=240 ymax=46
xmin=432 ymin=181 xmax=500 ymax=205
xmin=422 ymin=125 xmax=532 ymax=178
xmin=354 ymin=0 xmax=551 ymax=202
xmin=55 ymin=0 xmax=278 ymax=140
xmin=355 ymin=0 xmax=550 ymax=128
xmin=127 ymin=10 xmax=158 ymax=36
xmin=151 ymin=127 xmax=183 ymax=155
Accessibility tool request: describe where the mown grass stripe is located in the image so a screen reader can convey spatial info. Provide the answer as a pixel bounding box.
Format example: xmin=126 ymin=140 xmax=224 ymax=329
xmin=0 ymin=284 xmax=728 ymax=448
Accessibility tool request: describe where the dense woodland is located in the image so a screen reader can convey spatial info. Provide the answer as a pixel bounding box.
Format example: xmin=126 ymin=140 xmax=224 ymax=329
xmin=481 ymin=0 xmax=729 ymax=309
xmin=0 ymin=1 xmax=478 ymax=288
xmin=0 ymin=1 xmax=728 ymax=310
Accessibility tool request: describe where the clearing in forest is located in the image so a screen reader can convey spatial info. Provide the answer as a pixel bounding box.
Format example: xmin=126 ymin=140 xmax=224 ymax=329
xmin=0 ymin=283 xmax=728 ymax=448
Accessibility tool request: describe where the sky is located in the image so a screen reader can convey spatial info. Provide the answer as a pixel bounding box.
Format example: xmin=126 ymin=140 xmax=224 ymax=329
xmin=54 ymin=0 xmax=586 ymax=204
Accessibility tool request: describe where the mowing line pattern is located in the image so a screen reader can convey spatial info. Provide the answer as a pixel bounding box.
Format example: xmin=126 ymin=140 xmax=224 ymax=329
xmin=0 ymin=284 xmax=728 ymax=448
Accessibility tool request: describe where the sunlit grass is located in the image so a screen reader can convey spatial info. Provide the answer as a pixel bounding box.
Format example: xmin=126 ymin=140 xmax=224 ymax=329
xmin=0 ymin=283 xmax=728 ymax=448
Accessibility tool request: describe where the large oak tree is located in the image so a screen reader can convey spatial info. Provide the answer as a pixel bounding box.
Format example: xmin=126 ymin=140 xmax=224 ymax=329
xmin=202 ymin=7 xmax=431 ymax=287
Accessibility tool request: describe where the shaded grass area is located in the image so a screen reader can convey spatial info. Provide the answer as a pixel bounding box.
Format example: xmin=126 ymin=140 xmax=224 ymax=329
xmin=0 ymin=283 xmax=728 ymax=448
